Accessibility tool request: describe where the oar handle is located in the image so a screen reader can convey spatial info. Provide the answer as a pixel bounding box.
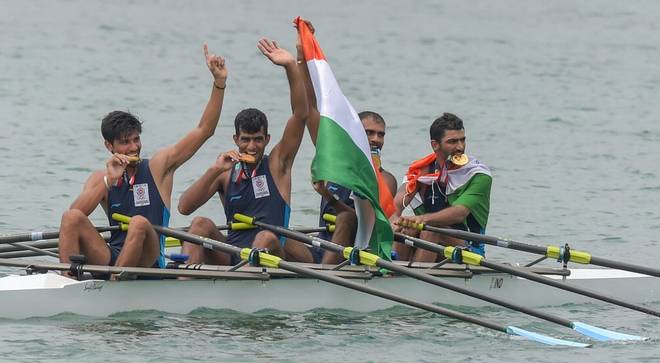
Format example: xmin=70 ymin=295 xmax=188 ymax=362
xmin=229 ymin=222 xmax=257 ymax=231
xmin=233 ymin=213 xmax=255 ymax=225
xmin=322 ymin=213 xmax=336 ymax=224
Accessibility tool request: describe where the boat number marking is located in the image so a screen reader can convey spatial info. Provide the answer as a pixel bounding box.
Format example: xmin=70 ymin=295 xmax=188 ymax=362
xmin=489 ymin=277 xmax=504 ymax=289
xmin=83 ymin=281 xmax=104 ymax=292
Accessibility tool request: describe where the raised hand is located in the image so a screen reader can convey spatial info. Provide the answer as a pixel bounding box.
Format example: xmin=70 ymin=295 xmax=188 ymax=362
xmin=293 ymin=18 xmax=315 ymax=54
xmin=214 ymin=150 xmax=241 ymax=173
xmin=203 ymin=43 xmax=227 ymax=86
xmin=292 ymin=18 xmax=315 ymax=33
xmin=257 ymin=39 xmax=295 ymax=67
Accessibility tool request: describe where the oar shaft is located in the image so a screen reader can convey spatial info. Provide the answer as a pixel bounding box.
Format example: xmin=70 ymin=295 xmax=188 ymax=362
xmin=588 ymin=256 xmax=660 ymax=278
xmin=9 ymin=242 xmax=59 ymax=258
xmin=252 ymin=222 xmax=575 ymax=327
xmin=379 ymin=258 xmax=575 ymax=326
xmin=0 ymin=249 xmax=59 ymax=259
xmin=0 ymin=226 xmax=120 ymax=245
xmin=421 ymin=225 xmax=660 ymax=278
xmin=137 ymin=222 xmax=511 ymax=334
xmin=398 ymin=233 xmax=660 ymax=318
xmin=0 ymin=225 xmax=232 ymax=244
xmin=0 ymin=240 xmax=58 ymax=253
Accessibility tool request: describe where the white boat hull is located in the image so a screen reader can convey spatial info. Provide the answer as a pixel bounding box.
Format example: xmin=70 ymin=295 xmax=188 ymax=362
xmin=0 ymin=267 xmax=658 ymax=319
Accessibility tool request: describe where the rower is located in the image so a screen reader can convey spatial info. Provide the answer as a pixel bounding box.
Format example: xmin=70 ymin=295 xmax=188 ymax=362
xmin=309 ymin=111 xmax=398 ymax=264
xmin=393 ymin=113 xmax=492 ymax=262
xmin=178 ymin=37 xmax=308 ymax=265
xmin=58 ymin=44 xmax=228 ymax=276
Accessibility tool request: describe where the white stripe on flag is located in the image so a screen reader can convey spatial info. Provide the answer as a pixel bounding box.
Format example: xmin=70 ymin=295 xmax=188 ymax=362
xmin=307 ymin=59 xmax=374 ymax=172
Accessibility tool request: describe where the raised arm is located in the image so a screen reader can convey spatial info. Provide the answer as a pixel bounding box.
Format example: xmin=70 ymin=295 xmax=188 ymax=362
xmin=257 ymin=38 xmax=308 ymax=174
xmin=295 ymin=20 xmax=320 ymax=145
xmin=151 ymin=44 xmax=228 ymax=177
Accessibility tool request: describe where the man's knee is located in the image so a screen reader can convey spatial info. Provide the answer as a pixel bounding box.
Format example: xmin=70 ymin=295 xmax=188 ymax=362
xmin=256 ymin=230 xmax=278 ymax=242
xmin=253 ymin=230 xmax=279 ymax=248
xmin=61 ymin=209 xmax=87 ymax=226
xmin=190 ymin=216 xmax=216 ymax=234
xmin=128 ymin=215 xmax=152 ymax=231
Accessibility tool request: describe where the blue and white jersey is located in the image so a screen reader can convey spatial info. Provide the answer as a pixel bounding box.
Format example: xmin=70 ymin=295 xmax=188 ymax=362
xmin=224 ymin=155 xmax=290 ymax=248
xmin=106 ymin=159 xmax=169 ymax=267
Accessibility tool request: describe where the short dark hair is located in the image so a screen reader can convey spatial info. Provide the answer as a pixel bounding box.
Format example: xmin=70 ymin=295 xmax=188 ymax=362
xmin=430 ymin=113 xmax=464 ymax=141
xmin=358 ymin=111 xmax=385 ymax=126
xmin=101 ymin=111 xmax=142 ymax=143
xmin=234 ymin=108 xmax=268 ymax=135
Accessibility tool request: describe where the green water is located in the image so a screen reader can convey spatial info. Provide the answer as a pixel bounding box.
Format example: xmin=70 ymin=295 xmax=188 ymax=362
xmin=1 ymin=0 xmax=659 ymax=361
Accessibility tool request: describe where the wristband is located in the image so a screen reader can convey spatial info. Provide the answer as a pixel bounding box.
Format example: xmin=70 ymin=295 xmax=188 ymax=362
xmin=103 ymin=175 xmax=111 ymax=191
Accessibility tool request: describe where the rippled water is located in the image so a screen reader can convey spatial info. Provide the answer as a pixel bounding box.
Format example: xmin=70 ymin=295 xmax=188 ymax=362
xmin=1 ymin=0 xmax=660 ymax=361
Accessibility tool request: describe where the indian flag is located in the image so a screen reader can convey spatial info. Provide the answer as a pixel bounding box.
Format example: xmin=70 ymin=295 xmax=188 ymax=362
xmin=296 ymin=17 xmax=393 ymax=259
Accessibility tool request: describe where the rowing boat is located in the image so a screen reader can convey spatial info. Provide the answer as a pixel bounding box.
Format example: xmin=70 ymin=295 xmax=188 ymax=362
xmin=0 ymin=262 xmax=657 ymax=319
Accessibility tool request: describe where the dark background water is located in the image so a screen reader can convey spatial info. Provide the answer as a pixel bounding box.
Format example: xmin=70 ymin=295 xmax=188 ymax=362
xmin=1 ymin=0 xmax=659 ymax=361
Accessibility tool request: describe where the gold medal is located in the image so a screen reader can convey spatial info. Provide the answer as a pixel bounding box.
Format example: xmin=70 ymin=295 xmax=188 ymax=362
xmin=450 ymin=154 xmax=468 ymax=166
xmin=127 ymin=155 xmax=141 ymax=165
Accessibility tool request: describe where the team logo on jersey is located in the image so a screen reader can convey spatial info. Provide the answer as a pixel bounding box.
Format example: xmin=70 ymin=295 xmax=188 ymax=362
xmin=252 ymin=175 xmax=270 ymax=199
xmin=133 ymin=183 xmax=150 ymax=207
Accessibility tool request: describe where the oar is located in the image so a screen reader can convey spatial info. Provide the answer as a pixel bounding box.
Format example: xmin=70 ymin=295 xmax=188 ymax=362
xmin=7 ymin=241 xmax=59 ymax=258
xmin=235 ymin=214 xmax=643 ymax=342
xmin=113 ymin=213 xmax=589 ymax=347
xmin=0 ymin=240 xmax=61 ymax=253
xmin=395 ymin=233 xmax=649 ymax=340
xmin=0 ymin=224 xmax=331 ymax=249
xmin=0 ymin=224 xmax=211 ymax=246
xmin=0 ymin=226 xmax=121 ymax=245
xmin=410 ymin=223 xmax=660 ymax=278
xmin=163 ymin=225 xmax=334 ymax=247
xmin=333 ymin=214 xmax=658 ymax=321
xmin=395 ymin=232 xmax=659 ymax=320
xmin=0 ymin=249 xmax=60 ymax=259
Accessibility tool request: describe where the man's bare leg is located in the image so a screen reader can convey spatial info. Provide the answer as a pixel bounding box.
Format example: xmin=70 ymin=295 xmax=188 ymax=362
xmin=114 ymin=215 xmax=160 ymax=267
xmin=252 ymin=230 xmax=283 ymax=257
xmin=283 ymin=238 xmax=313 ymax=263
xmin=181 ymin=216 xmax=230 ymax=265
xmin=59 ymin=209 xmax=111 ymax=267
xmin=321 ymin=210 xmax=357 ymax=264
xmin=412 ymin=230 xmax=442 ymax=262
xmin=393 ymin=241 xmax=413 ymax=261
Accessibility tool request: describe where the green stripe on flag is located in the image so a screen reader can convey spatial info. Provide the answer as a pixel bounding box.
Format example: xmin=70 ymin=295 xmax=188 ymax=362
xmin=311 ymin=116 xmax=393 ymax=259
